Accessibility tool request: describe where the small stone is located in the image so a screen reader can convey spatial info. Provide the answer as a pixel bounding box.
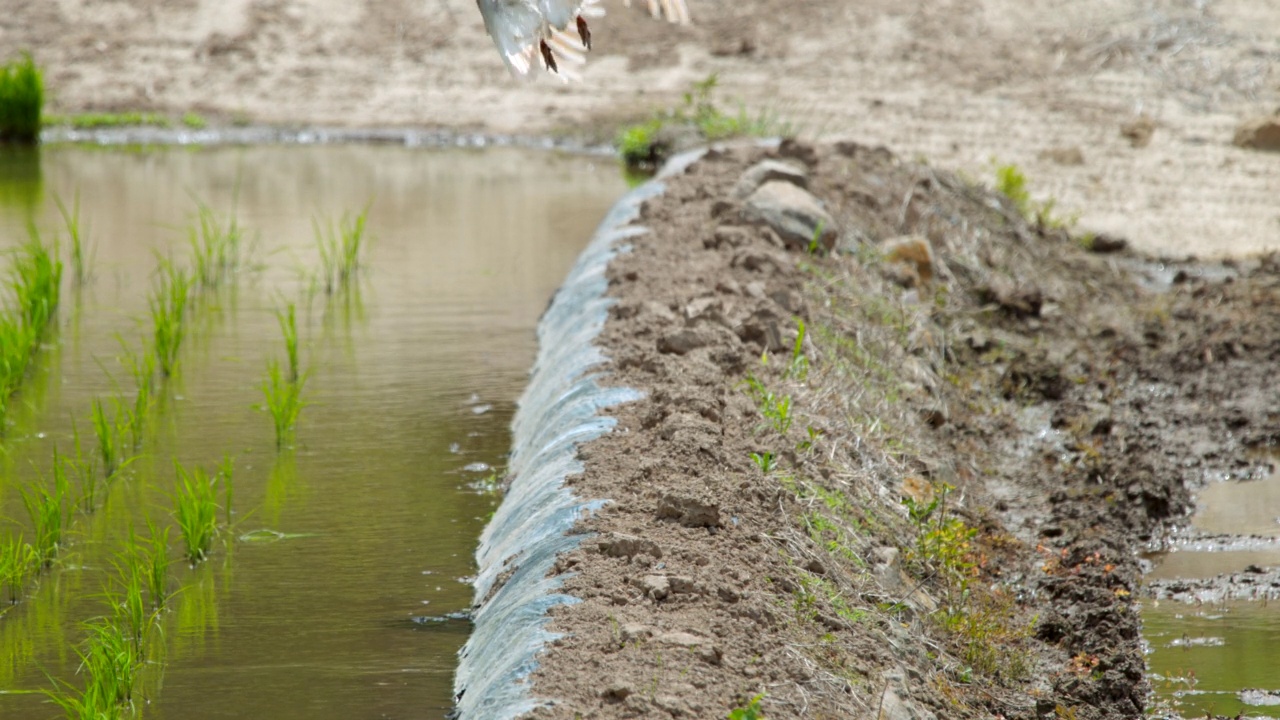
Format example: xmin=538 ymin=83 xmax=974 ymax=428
xmin=658 ymin=328 xmax=711 ymax=355
xmin=732 ymin=159 xmax=809 ymax=199
xmin=669 ymin=576 xmax=699 ymax=594
xmin=805 ymin=558 xmax=826 ymax=575
xmin=603 ymin=682 xmax=633 ymax=701
xmin=882 ymin=235 xmax=935 ymax=287
xmin=655 ymin=631 xmax=722 ymax=663
xmin=1121 ymin=116 xmax=1156 ymax=148
xmin=708 ymin=225 xmax=750 ymax=249
xmin=1233 ymin=114 xmax=1280 ymax=151
xmin=642 ymin=575 xmax=671 ymax=600
xmin=620 ymin=623 xmax=653 ymax=643
xmin=717 ymin=586 xmax=740 ymax=603
xmin=742 ymin=181 xmax=838 ymax=252
xmin=657 ymin=494 xmax=722 ymax=528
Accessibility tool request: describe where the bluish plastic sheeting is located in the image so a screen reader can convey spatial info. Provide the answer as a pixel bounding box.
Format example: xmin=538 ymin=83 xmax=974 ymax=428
xmin=453 ymin=169 xmax=692 ymax=719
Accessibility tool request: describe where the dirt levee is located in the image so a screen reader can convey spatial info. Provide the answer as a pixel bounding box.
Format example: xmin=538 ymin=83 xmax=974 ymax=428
xmin=496 ymin=140 xmax=1280 ymax=719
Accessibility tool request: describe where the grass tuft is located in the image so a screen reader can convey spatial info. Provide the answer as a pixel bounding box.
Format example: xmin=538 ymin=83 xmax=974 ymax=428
xmin=262 ymin=358 xmax=305 ymax=450
xmin=54 ymin=192 xmax=93 ymax=286
xmin=21 ymin=451 xmax=71 ymax=567
xmin=0 ymin=53 xmax=43 ymax=144
xmin=0 ymin=228 xmax=63 ymax=429
xmin=188 ymin=202 xmax=244 ymax=291
xmin=1 ymin=535 xmax=38 ymax=604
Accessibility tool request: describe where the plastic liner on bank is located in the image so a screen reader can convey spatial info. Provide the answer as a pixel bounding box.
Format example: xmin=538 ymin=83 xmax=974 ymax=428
xmin=453 ymin=151 xmax=706 ymax=719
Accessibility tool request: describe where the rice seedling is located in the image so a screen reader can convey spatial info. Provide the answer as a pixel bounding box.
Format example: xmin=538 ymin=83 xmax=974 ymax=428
xmin=188 ymin=202 xmax=244 ymax=291
xmin=9 ymin=228 xmax=63 ymax=332
xmin=109 ymin=549 xmax=153 ymax=658
xmin=148 ymin=259 xmax=191 ymax=378
xmin=54 ymin=192 xmax=94 ymax=286
xmin=262 ymin=358 xmax=305 ymax=450
xmin=1 ymin=535 xmax=37 ymax=603
xmin=173 ymin=460 xmax=218 ymax=565
xmin=314 ymin=208 xmax=369 ymax=294
xmin=119 ymin=342 xmax=155 ymax=450
xmin=0 ymin=52 xmax=42 ymax=144
xmin=0 ymin=229 xmax=64 ymax=430
xmin=21 ymin=454 xmax=70 ymax=566
xmin=91 ymin=398 xmax=122 ymax=480
xmin=64 ymin=419 xmax=100 ymax=512
xmin=143 ymin=521 xmax=171 ymax=609
xmin=277 ymin=302 xmax=300 ymax=383
xmin=76 ymin=617 xmax=140 ymax=710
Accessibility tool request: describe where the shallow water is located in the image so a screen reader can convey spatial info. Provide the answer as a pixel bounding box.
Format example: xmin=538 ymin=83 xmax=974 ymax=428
xmin=0 ymin=144 xmax=624 ymax=718
xmin=1145 ymin=468 xmax=1280 ymax=717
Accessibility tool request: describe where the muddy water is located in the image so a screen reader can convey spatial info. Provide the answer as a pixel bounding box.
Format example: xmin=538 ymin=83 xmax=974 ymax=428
xmin=1146 ymin=468 xmax=1280 ymax=717
xmin=0 ymin=145 xmax=624 ymax=718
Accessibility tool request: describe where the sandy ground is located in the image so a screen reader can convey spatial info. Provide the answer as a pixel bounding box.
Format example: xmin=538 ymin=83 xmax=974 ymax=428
xmin=2 ymin=0 xmax=1277 ymax=257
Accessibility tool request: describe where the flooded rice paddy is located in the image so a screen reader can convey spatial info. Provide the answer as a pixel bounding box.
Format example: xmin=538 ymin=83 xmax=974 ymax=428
xmin=1146 ymin=467 xmax=1280 ymax=718
xmin=0 ymin=144 xmax=624 ymax=719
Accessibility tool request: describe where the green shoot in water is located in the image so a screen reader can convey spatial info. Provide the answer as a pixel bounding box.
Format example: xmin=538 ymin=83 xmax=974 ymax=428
xmin=21 ymin=453 xmax=70 ymax=567
xmin=277 ymin=302 xmax=299 ymax=384
xmin=262 ymin=358 xmax=305 ymax=450
xmin=48 ymin=617 xmax=142 ymax=715
xmin=66 ymin=419 xmax=100 ymax=513
xmin=54 ymin=192 xmax=94 ymax=286
xmin=91 ymin=398 xmax=122 ymax=481
xmin=143 ymin=521 xmax=171 ymax=609
xmin=188 ymin=202 xmax=244 ymax=291
xmin=218 ymin=455 xmax=235 ymax=527
xmin=109 ymin=541 xmax=154 ymax=659
xmin=119 ymin=341 xmax=155 ymax=451
xmin=314 ymin=208 xmax=368 ymax=294
xmin=173 ymin=461 xmax=218 ymax=565
xmin=1 ymin=535 xmax=37 ymax=604
xmin=0 ymin=229 xmax=63 ymax=431
xmin=148 ymin=259 xmax=191 ymax=378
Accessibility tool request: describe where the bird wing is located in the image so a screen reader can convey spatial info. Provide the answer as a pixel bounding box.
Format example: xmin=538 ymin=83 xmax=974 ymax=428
xmin=477 ymin=0 xmax=591 ymax=80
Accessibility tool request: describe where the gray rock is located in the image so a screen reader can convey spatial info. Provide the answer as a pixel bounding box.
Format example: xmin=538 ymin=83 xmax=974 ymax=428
xmin=742 ymin=181 xmax=838 ymax=252
xmin=732 ymin=159 xmax=809 ymax=199
xmin=658 ymin=328 xmax=711 ymax=355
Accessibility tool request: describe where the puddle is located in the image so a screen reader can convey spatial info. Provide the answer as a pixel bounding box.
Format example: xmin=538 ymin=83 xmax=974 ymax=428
xmin=0 ymin=144 xmax=625 ymax=718
xmin=1146 ymin=465 xmax=1280 ymax=716
xmin=1145 ymin=601 xmax=1280 ymax=719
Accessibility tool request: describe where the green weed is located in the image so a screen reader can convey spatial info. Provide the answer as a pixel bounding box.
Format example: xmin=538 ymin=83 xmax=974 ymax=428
xmin=744 ymin=376 xmax=793 ymax=435
xmin=181 ymin=112 xmax=207 ymax=130
xmin=149 ymin=259 xmax=191 ymax=378
xmin=119 ymin=342 xmax=155 ymax=451
xmin=173 ymin=460 xmax=218 ymax=564
xmin=750 ymin=451 xmax=777 ymax=474
xmin=728 ymin=693 xmax=767 ymax=720
xmin=993 ymin=162 xmax=1076 ymax=229
xmin=142 ymin=521 xmax=171 ymax=608
xmin=43 ymin=111 xmax=168 ymax=130
xmin=617 ymin=74 xmax=793 ymax=171
xmin=0 ymin=52 xmax=43 ymax=144
xmin=785 ymin=319 xmax=809 ymax=380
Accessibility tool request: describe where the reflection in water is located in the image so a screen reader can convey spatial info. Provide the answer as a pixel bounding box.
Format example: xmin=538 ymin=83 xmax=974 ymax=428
xmin=0 ymin=144 xmax=625 ymax=719
xmin=0 ymin=147 xmax=41 ymax=218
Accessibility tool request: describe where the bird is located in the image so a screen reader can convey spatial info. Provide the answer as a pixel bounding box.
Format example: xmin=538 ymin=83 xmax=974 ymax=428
xmin=476 ymin=0 xmax=690 ymax=80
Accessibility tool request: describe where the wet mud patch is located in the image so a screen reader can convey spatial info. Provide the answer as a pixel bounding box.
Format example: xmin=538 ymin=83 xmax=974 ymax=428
xmin=498 ymin=140 xmax=1280 ymax=719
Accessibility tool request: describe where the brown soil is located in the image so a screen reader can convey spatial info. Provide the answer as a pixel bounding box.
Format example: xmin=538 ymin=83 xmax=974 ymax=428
xmin=513 ymin=140 xmax=1280 ymax=719
xmin=6 ymin=0 xmax=1279 ymax=255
